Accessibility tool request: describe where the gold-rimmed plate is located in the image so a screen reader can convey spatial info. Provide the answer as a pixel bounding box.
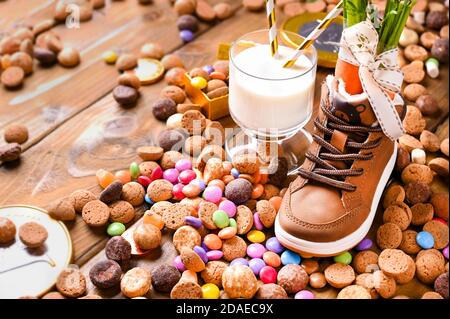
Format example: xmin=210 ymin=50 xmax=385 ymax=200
xmin=0 ymin=205 xmax=72 ymax=299
xmin=282 ymin=12 xmax=344 ymax=68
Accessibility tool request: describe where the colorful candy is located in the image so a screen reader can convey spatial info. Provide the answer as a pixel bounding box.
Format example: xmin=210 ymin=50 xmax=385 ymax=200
xmin=295 ymin=290 xmax=315 ymax=299
xmin=334 ymin=252 xmax=352 ymax=265
xmin=182 ymin=184 xmax=201 ymax=198
xmin=213 ymin=210 xmax=229 ymax=228
xmin=202 ymin=283 xmax=220 ymax=299
xmin=443 ymin=246 xmax=449 ymax=260
xmin=191 ymin=76 xmax=207 ymax=89
xmin=180 ymin=30 xmax=194 ymax=43
xmin=248 ymin=258 xmax=266 ymax=275
xmin=107 ymin=222 xmax=125 ymax=236
xmin=172 ymin=183 xmax=186 ymax=200
xmin=230 ymin=258 xmax=249 ymax=267
xmin=115 ymin=170 xmax=131 ymax=184
xmin=129 ymin=162 xmax=140 ymax=179
xmin=163 ymin=168 xmax=179 ymax=184
xmin=175 ymin=159 xmax=192 ymax=172
xmin=203 ymin=186 xmax=222 ymax=203
xmin=143 ymin=212 xmax=164 ymax=230
xmin=355 ymin=238 xmax=373 ymax=251
xmin=253 ymin=213 xmax=264 ymax=230
xmin=178 ymin=169 xmax=196 ymax=184
xmin=96 ymin=169 xmax=115 ymax=189
xmin=247 ymin=243 xmax=266 ymax=259
xmin=173 ymin=255 xmax=186 ymax=272
xmin=280 ymin=250 xmax=301 ymax=265
xmin=102 ymin=50 xmax=118 ymax=64
xmin=194 ymin=246 xmax=208 ymax=263
xmin=203 ymin=65 xmax=214 ymax=74
xmin=263 ymin=251 xmax=281 ymax=268
xmin=218 ymin=227 xmax=237 ymax=239
xmin=247 ymin=230 xmax=265 ymax=243
xmin=265 ymin=237 xmax=284 ymax=254
xmin=416 ymin=231 xmax=435 ymax=249
xmin=228 ymin=218 xmax=237 ymax=229
xmin=259 ymin=266 xmax=277 ymax=284
xmin=150 ymin=166 xmax=163 ymax=180
xmin=231 ymin=168 xmax=239 ymax=178
xmin=137 ymin=175 xmax=152 ymax=187
xmin=203 ymin=234 xmax=222 ymax=250
xmin=190 ymin=179 xmax=206 ymax=191
xmin=144 ymin=194 xmax=154 ymax=205
xmin=206 ymin=250 xmax=223 ymax=261
xmin=218 ymin=200 xmax=236 ymax=217
xmin=185 ymin=216 xmax=203 ymax=229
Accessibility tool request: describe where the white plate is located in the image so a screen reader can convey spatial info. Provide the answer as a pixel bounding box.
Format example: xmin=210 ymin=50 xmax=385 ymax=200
xmin=0 ymin=205 xmax=72 ymax=299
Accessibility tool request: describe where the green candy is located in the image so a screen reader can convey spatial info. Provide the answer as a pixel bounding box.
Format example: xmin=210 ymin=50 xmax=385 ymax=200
xmin=107 ymin=222 xmax=126 ymax=236
xmin=130 ymin=162 xmax=140 ymax=179
xmin=229 ymin=218 xmax=237 ymax=229
xmin=334 ymin=251 xmax=352 ymax=265
xmin=212 ymin=210 xmax=229 ymax=229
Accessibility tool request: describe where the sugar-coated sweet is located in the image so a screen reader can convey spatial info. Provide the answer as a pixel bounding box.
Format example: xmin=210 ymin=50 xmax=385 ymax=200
xmin=230 ymin=258 xmax=249 ymax=267
xmin=185 ymin=216 xmax=203 ymax=228
xmin=247 ymin=243 xmax=266 ymax=259
xmin=194 ymin=245 xmax=208 ymax=264
xmin=218 ymin=200 xmax=236 ymax=217
xmin=356 ymin=238 xmax=373 ymax=251
xmin=203 ymin=186 xmax=223 ymax=203
xmin=263 ymin=251 xmax=281 ymax=268
xmin=202 ymin=283 xmax=220 ymax=299
xmin=253 ymin=213 xmax=264 ymax=230
xmin=206 ymin=250 xmax=223 ymax=260
xmin=204 ymin=234 xmax=222 ymax=250
xmin=173 ymin=255 xmax=187 ymax=272
xmin=281 ymin=250 xmax=301 ymax=265
xmin=265 ymin=237 xmax=284 ymax=254
xmin=334 ymin=252 xmax=353 ymax=265
xmin=249 ymin=258 xmax=266 ymax=276
xmin=163 ymin=168 xmax=179 ymax=184
xmin=295 ymin=290 xmax=315 ymax=299
xmin=107 ymin=222 xmax=126 ymax=236
xmin=416 ymin=231 xmax=435 ymax=249
xmin=259 ymin=266 xmax=277 ymax=284
xmin=213 ymin=210 xmax=229 ymax=228
xmin=247 ymin=230 xmax=265 ymax=243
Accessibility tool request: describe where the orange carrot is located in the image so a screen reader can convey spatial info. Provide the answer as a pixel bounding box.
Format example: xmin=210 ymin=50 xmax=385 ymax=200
xmin=334 ymin=58 xmax=363 ymax=95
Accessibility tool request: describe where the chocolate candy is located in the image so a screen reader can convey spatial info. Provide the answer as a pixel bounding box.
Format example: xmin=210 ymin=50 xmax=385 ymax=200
xmin=105 ymin=236 xmax=132 ymax=262
xmin=151 ymin=264 xmax=181 ymax=293
xmin=152 ymin=98 xmax=177 ymax=121
xmin=177 ymin=15 xmax=199 ymax=32
xmin=158 ymin=129 xmax=185 ymax=152
xmin=89 ymin=260 xmax=122 ymax=289
xmin=100 ymin=180 xmax=123 ymax=204
xmin=113 ymin=85 xmax=139 ymax=107
xmin=224 ymin=178 xmax=253 ymax=204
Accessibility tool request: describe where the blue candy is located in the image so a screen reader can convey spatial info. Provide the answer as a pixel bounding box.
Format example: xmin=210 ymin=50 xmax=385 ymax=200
xmin=416 ymin=231 xmax=435 ymax=249
xmin=231 ymin=168 xmax=240 ymax=178
xmin=265 ymin=237 xmax=285 ymax=254
xmin=144 ymin=194 xmax=154 ymax=205
xmin=180 ymin=30 xmax=194 ymax=42
xmin=203 ymin=65 xmax=214 ymax=74
xmin=280 ymin=250 xmax=301 ymax=265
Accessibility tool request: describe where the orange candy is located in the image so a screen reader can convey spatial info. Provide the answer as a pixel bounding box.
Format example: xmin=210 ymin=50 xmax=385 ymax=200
xmin=143 ymin=211 xmax=164 ymax=230
xmin=263 ymin=251 xmax=281 ymax=268
xmin=218 ymin=226 xmax=236 ymax=239
xmin=222 ymin=175 xmax=234 ymax=184
xmin=251 ymin=184 xmax=264 ymax=199
xmin=115 ymin=170 xmax=132 ymax=184
xmin=96 ymin=169 xmax=115 ymax=189
xmin=269 ymin=196 xmax=282 ymax=212
xmin=203 ymin=234 xmax=222 ymax=250
xmin=209 ymin=71 xmax=227 ymax=81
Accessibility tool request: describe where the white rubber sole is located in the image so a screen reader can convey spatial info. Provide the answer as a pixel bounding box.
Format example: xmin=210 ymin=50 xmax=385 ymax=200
xmin=274 ymin=144 xmax=398 ymax=257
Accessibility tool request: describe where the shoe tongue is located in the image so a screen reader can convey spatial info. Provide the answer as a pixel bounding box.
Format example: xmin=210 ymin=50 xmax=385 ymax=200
xmin=331 ymin=92 xmax=378 ymax=127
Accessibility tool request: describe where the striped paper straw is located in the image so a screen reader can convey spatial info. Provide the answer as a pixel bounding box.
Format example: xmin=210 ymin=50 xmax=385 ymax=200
xmin=266 ymin=0 xmax=278 ymax=56
xmin=283 ymin=0 xmax=344 ymax=68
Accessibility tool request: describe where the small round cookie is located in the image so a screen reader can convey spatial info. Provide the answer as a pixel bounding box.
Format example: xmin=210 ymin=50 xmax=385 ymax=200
xmin=422 ymin=291 xmax=444 ymax=299
xmin=423 ymin=220 xmax=449 ymax=249
xmin=309 ymin=272 xmax=327 ymax=289
xmin=162 ymin=203 xmax=190 ymax=230
xmin=277 ymin=264 xmax=309 ymax=294
xmin=147 ymin=179 xmax=173 ymax=203
xmin=56 ymin=267 xmax=87 ymax=298
xmin=324 ymin=263 xmax=356 ymax=289
xmin=69 ymin=189 xmax=97 ymax=213
xmin=105 ymin=236 xmax=131 ymax=262
xmin=376 ymin=222 xmax=402 ymax=249
xmin=170 ymin=281 xmax=202 ymax=299
xmin=48 ymin=198 xmax=76 ymax=221
xmin=404 ymin=182 xmax=431 ymax=204
xmin=181 ymin=110 xmax=206 ymax=135
xmin=395 ymin=255 xmax=416 ymax=285
xmin=337 ymin=285 xmax=371 ymax=299
xmin=256 ymin=200 xmax=276 ymax=228
xmin=221 ymin=236 xmax=247 ymax=262
xmin=416 ymin=249 xmax=446 ymax=284
xmin=79 ymin=295 xmax=102 ymax=299
xmin=41 ymin=291 xmax=66 ymax=299
xmin=352 ymin=250 xmax=379 ymax=274
xmin=198 ymin=202 xmax=218 ymax=230
xmin=109 ymin=201 xmax=135 ymax=224
xmin=82 ymin=200 xmax=110 ymax=227
xmin=222 ymin=265 xmax=258 ymax=299
xmin=401 ymin=164 xmax=433 ymax=185
xmin=139 ymin=161 xmax=160 ymax=177
xmin=201 ymin=261 xmax=228 ymax=287
xmin=18 ymin=222 xmax=48 ymax=248
xmin=133 ymin=223 xmax=161 ymax=250
xmin=173 ymin=225 xmax=201 ymax=253
xmin=434 ymin=272 xmax=449 ymax=299
xmin=382 ymin=184 xmax=405 ymax=209
xmin=255 ymin=283 xmax=288 ymax=299
xmin=122 ymin=182 xmax=145 ymax=206
xmin=382 ymin=203 xmax=412 ymax=230
xmin=180 ymin=247 xmax=205 ymax=272
xmin=121 ymin=267 xmax=151 ymax=298
xmin=261 ymin=184 xmax=280 ymax=200
xmin=235 ymin=205 xmax=253 ymax=235
xmin=89 ymin=259 xmax=122 ymax=289
xmin=378 ymin=249 xmax=412 ymax=280
xmin=151 ymin=264 xmax=181 ymax=293
xmin=150 ymin=201 xmax=172 ymax=216
xmin=411 ymin=203 xmax=434 ymax=226
xmin=0 ymin=217 xmax=16 ymax=244
xmin=373 ymin=270 xmax=396 ymax=299
xmin=399 ymin=230 xmax=421 ymax=255
xmin=160 ymin=151 xmax=183 ymax=170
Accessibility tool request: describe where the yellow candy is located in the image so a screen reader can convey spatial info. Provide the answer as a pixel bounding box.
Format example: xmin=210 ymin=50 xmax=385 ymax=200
xmin=202 ymin=283 xmax=220 ymax=299
xmin=191 ymin=76 xmax=207 ymax=90
xmin=247 ymin=230 xmax=265 ymax=243
xmin=102 ymin=50 xmax=118 ymax=64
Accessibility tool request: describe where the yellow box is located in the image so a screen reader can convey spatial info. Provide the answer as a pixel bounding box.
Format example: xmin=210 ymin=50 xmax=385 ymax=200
xmin=181 ymin=73 xmax=229 ymax=121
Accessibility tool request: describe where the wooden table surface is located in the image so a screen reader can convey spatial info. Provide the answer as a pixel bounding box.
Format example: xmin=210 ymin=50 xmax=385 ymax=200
xmin=1 ymin=0 xmax=448 ymax=298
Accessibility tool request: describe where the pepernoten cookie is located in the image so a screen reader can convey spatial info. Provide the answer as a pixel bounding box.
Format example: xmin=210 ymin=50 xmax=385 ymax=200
xmin=198 ymin=202 xmax=218 ymax=229
xmin=255 ymin=283 xmax=288 ymax=299
xmin=382 ymin=184 xmax=405 ymax=209
xmin=337 ymin=285 xmax=371 ymax=299
xmin=109 ymin=200 xmax=135 ymax=224
xmin=411 ymin=203 xmax=434 ymax=225
xmin=89 ymin=260 xmax=122 ymax=289
xmin=105 ymin=236 xmax=131 ymax=262
xmin=122 ymin=182 xmax=146 ymax=206
xmin=399 ymin=230 xmax=421 ymax=255
xmin=18 ymin=222 xmax=48 ymax=248
xmin=149 ymin=201 xmax=172 ymax=216
xmin=69 ymin=189 xmax=96 ymax=213
xmin=56 ymin=267 xmax=87 ymax=298
xmin=423 ymin=220 xmax=449 ymax=249
xmin=352 ymin=250 xmax=379 ymax=274
xmin=373 ymin=270 xmax=396 ymax=299
xmin=162 ymin=203 xmax=190 ymax=230
xmin=256 ymin=200 xmax=276 ymax=228
xmin=180 ymin=247 xmax=205 ymax=272
xmin=324 ymin=263 xmax=355 ymax=289
xmin=376 ymin=222 xmax=403 ymax=249
xmin=415 ymin=249 xmax=446 ymax=284
xmin=235 ymin=205 xmax=253 ymax=234
xmin=382 ymin=202 xmax=412 ymax=230
xmin=378 ymin=249 xmax=414 ymax=283
xmin=277 ymin=264 xmax=308 ymax=294
xmin=120 ymin=267 xmax=151 ymax=298
xmin=434 ymin=272 xmax=449 ymax=299
xmin=173 ymin=226 xmax=201 ymax=253
xmin=221 ymin=236 xmax=247 ymax=262
xmin=82 ymin=200 xmax=110 ymax=227
xmin=147 ymin=179 xmax=173 ymax=202
xmin=201 ymin=261 xmax=228 ymax=287
xmin=0 ymin=217 xmax=16 ymax=244
xmin=151 ymin=265 xmax=181 ymax=293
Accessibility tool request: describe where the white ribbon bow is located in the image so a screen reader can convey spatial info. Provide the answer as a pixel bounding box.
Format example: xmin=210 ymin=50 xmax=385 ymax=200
xmin=338 ymin=20 xmax=405 ymax=141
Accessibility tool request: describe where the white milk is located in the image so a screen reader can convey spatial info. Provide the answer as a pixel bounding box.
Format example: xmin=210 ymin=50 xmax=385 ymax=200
xmin=229 ymin=44 xmax=316 ymax=135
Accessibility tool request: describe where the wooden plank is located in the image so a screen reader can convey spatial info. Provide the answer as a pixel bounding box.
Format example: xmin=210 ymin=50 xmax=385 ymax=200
xmin=0 ymin=0 xmax=53 ymax=30
xmin=0 ymin=0 xmax=242 ymax=152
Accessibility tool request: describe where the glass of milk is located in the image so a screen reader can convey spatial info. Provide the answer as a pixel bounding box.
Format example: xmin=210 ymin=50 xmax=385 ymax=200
xmin=226 ymin=30 xmax=317 ymax=169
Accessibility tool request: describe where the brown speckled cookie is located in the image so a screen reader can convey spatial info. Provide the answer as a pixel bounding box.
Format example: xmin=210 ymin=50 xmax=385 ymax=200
xmin=422 ymin=291 xmax=444 ymax=299
xmin=121 ymin=182 xmax=146 ymax=206
xmin=235 ymin=205 xmax=253 ymax=235
xmin=373 ymin=270 xmax=396 ymax=299
xmin=337 ymin=285 xmax=371 ymax=299
xmin=382 ymin=184 xmax=405 ymax=209
xmin=256 ymin=200 xmax=276 ymax=228
xmin=48 ymin=198 xmax=76 ymax=221
xmin=69 ymin=189 xmax=96 ymax=213
xmin=382 ymin=203 xmax=412 ymax=230
xmin=352 ymin=250 xmax=379 ymax=274
xmin=376 ymin=222 xmax=403 ymax=249
xmin=395 ymin=255 xmax=416 ymax=285
xmin=170 ymin=281 xmax=202 ymax=299
xmin=139 ymin=161 xmax=159 ymax=177
xmin=147 ymin=179 xmax=173 ymax=202
xmin=18 ymin=222 xmax=48 ymax=248
xmin=149 ymin=201 xmax=172 ymax=216
xmin=180 ymin=247 xmax=205 ymax=272
xmin=201 ymin=261 xmax=228 ymax=287
xmin=423 ymin=220 xmax=449 ymax=249
xmin=255 ymin=283 xmax=288 ymax=299
xmin=198 ymin=202 xmax=218 ymax=230
xmin=41 ymin=291 xmax=66 ymax=299
xmin=162 ymin=203 xmax=189 ymax=230
xmin=324 ymin=263 xmax=355 ymax=288
xmin=56 ymin=268 xmax=87 ymax=298
xmin=222 ymin=236 xmax=247 ymax=262
xmin=82 ymin=200 xmax=110 ymax=227
xmin=401 ymin=163 xmax=434 ymax=185
xmin=378 ymin=249 xmax=413 ymax=281
xmin=109 ymin=200 xmax=135 ymax=224
xmin=181 ymin=110 xmax=206 ymax=135
xmin=173 ymin=226 xmax=201 ymax=253
xmin=160 ymin=151 xmax=183 ymax=170
xmin=399 ymin=230 xmax=421 ymax=255
xmin=277 ymin=264 xmax=309 ymax=294
xmin=434 ymin=272 xmax=449 ymax=299
xmin=0 ymin=217 xmax=16 ymax=244
xmin=355 ymin=273 xmax=379 ymax=299
xmin=120 ymin=267 xmax=151 ymax=298
xmin=411 ymin=203 xmax=434 ymax=226
xmin=416 ymin=249 xmax=446 ymax=284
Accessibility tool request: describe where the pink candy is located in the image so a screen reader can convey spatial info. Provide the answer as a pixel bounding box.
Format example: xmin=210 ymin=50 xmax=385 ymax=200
xmin=219 ymin=200 xmax=237 ymax=218
xmin=172 ymin=183 xmax=185 ymax=200
xmin=295 ymin=290 xmax=315 ymax=299
xmin=206 ymin=250 xmax=223 ymax=261
xmin=259 ymin=266 xmax=277 ymax=284
xmin=253 ymin=213 xmax=264 ymax=230
xmin=203 ymin=186 xmax=222 ymax=203
xmin=173 ymin=255 xmax=186 ymax=272
xmin=247 ymin=243 xmax=266 ymax=259
xmin=175 ymin=159 xmax=192 ymax=172
xmin=163 ymin=168 xmax=179 ymax=184
xmin=178 ymin=169 xmax=196 ymax=184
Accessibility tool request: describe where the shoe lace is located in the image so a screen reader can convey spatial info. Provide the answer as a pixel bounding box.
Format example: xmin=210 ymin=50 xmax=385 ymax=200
xmin=298 ymin=103 xmax=383 ymax=192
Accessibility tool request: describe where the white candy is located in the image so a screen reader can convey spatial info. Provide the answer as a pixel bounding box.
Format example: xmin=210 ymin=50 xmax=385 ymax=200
xmin=399 ymin=28 xmax=419 ymax=47
xmin=166 ymin=113 xmax=183 ymax=129
xmin=425 ymin=58 xmax=439 ymax=79
xmin=411 ymin=148 xmax=426 ymax=165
